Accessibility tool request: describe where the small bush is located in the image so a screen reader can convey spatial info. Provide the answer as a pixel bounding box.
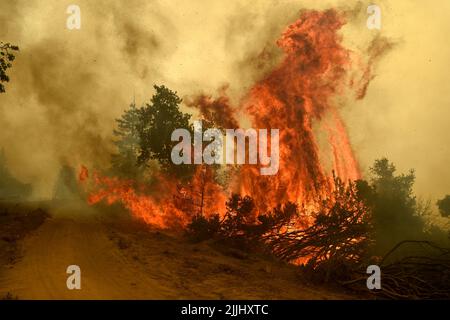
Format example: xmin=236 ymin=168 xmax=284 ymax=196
xmin=437 ymin=195 xmax=450 ymax=218
xmin=186 ymin=214 xmax=221 ymax=242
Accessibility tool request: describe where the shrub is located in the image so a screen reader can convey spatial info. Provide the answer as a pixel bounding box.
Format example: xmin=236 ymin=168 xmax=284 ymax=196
xmin=186 ymin=214 xmax=221 ymax=242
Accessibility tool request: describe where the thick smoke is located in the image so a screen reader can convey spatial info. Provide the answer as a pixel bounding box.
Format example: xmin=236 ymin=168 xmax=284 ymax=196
xmin=0 ymin=0 xmax=174 ymax=197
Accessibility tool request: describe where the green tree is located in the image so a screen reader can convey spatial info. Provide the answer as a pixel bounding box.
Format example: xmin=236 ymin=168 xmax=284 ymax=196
xmin=0 ymin=42 xmax=19 ymax=93
xmin=137 ymin=85 xmax=193 ymax=178
xmin=437 ymin=195 xmax=450 ymax=218
xmin=357 ymin=158 xmax=426 ymax=254
xmin=220 ymin=194 xmax=256 ymax=238
xmin=111 ymin=102 xmax=146 ymax=179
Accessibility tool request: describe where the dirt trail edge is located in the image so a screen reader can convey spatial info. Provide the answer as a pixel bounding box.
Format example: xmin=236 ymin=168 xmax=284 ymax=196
xmin=0 ymin=202 xmax=175 ymax=299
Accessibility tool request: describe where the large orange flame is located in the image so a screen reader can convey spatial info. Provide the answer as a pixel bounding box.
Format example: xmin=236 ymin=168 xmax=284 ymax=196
xmin=80 ymin=9 xmax=378 ymax=228
xmin=200 ymin=10 xmax=362 ymax=212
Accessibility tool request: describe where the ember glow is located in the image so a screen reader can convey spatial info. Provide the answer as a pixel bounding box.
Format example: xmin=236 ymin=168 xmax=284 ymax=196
xmin=80 ymin=9 xmax=375 ymax=228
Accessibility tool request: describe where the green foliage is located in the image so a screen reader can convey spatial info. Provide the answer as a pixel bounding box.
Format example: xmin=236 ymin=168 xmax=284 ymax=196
xmin=0 ymin=42 xmax=19 ymax=93
xmin=111 ymin=85 xmax=194 ymax=180
xmin=111 ymin=102 xmax=147 ymax=179
xmin=437 ymin=195 xmax=450 ymax=218
xmin=356 ymin=158 xmax=427 ymax=254
xmin=137 ymin=85 xmax=193 ymax=178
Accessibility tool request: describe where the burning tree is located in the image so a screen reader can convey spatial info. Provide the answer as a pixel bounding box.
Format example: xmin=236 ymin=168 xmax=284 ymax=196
xmin=83 ymin=86 xmax=228 ymax=228
xmin=175 ymin=165 xmax=226 ymax=219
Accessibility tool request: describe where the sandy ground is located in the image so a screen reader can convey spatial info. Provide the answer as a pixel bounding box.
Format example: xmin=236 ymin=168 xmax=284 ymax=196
xmin=0 ymin=202 xmax=356 ymax=299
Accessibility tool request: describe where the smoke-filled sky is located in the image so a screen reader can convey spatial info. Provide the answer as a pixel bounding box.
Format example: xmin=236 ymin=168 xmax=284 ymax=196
xmin=0 ymin=0 xmax=449 ymax=205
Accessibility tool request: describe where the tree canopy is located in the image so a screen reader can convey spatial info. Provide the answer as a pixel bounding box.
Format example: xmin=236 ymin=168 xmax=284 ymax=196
xmin=137 ymin=85 xmax=192 ymax=173
xmin=112 ymin=85 xmax=194 ymax=180
xmin=111 ymin=102 xmax=145 ymax=179
xmin=0 ymin=42 xmax=19 ymax=93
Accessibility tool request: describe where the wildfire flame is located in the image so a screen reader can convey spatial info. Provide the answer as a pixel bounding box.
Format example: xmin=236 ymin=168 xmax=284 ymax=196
xmin=79 ymin=9 xmax=380 ymax=229
xmin=241 ymin=10 xmax=361 ymax=210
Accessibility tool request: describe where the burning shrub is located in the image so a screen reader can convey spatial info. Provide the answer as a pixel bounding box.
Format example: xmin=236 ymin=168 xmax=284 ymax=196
xmin=256 ymin=202 xmax=301 ymax=236
xmin=186 ymin=214 xmax=221 ymax=242
xmin=262 ymin=175 xmax=372 ymax=282
xmin=185 ymin=194 xmax=298 ymax=249
xmin=185 ymin=194 xmax=258 ymax=246
xmin=220 ymin=194 xmax=257 ymax=238
xmin=184 ymin=175 xmax=372 ymax=269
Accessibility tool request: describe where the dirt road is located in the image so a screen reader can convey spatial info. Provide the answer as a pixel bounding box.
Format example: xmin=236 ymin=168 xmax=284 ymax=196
xmin=0 ymin=202 xmax=175 ymax=299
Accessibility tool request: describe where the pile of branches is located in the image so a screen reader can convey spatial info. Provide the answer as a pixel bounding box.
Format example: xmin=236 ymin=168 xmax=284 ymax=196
xmin=261 ymin=176 xmax=372 ymax=282
xmin=186 ymin=194 xmax=306 ymax=254
xmin=342 ymin=240 xmax=450 ymax=299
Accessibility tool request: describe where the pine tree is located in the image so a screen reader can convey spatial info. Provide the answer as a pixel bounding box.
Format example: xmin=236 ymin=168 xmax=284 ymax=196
xmin=137 ymin=85 xmax=193 ymax=179
xmin=111 ymin=102 xmax=145 ymax=179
